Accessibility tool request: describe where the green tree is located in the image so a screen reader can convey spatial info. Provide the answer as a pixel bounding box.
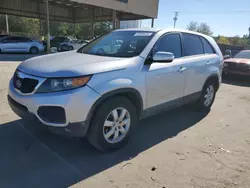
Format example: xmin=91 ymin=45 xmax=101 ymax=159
xmin=215 ymin=36 xmax=230 ymax=45
xmin=0 ymin=15 xmax=40 ymax=37
xmin=94 ymin=22 xmax=112 ymax=37
xmin=187 ymin=21 xmax=213 ymax=36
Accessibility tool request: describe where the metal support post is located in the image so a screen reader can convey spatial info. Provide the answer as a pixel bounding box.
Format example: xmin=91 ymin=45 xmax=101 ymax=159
xmin=151 ymin=18 xmax=154 ymax=28
xmin=45 ymin=0 xmax=50 ymax=53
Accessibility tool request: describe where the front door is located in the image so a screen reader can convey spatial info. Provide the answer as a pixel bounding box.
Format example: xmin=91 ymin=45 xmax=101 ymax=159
xmin=146 ymin=33 xmax=187 ymax=108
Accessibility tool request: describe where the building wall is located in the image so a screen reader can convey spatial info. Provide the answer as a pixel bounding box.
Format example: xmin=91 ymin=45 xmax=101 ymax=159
xmin=75 ymin=0 xmax=159 ymax=18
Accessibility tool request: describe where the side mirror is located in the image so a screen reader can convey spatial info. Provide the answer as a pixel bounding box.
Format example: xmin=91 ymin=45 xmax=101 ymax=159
xmin=223 ymin=55 xmax=231 ymax=60
xmin=153 ymin=51 xmax=174 ymax=63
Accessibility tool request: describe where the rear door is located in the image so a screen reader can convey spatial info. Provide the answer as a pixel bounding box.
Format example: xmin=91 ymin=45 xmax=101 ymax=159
xmin=18 ymin=37 xmax=33 ymax=52
xmin=181 ymin=33 xmax=218 ymax=97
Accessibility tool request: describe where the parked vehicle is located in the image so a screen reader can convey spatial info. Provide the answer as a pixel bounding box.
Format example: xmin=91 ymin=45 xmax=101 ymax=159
xmin=223 ymin=50 xmax=250 ymax=76
xmin=0 ymin=36 xmax=44 ymax=54
xmin=43 ymin=36 xmax=75 ymax=52
xmin=8 ymin=29 xmax=223 ymax=151
xmin=58 ymin=39 xmax=89 ymax=51
xmin=0 ymin=34 xmax=9 ymax=38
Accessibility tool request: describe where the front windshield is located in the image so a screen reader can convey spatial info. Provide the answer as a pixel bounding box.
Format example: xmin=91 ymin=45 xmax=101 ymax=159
xmin=234 ymin=51 xmax=250 ymax=59
xmin=77 ymin=31 xmax=156 ymax=58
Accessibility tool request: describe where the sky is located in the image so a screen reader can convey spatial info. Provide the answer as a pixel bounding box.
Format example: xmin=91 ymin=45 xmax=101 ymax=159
xmin=141 ymin=0 xmax=250 ymax=37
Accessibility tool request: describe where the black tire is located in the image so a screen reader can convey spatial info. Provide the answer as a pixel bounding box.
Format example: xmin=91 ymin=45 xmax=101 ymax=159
xmin=87 ymin=96 xmax=137 ymax=152
xmin=30 ymin=47 xmax=39 ymax=54
xmin=69 ymin=46 xmax=74 ymax=51
xmin=196 ymin=80 xmax=217 ymax=112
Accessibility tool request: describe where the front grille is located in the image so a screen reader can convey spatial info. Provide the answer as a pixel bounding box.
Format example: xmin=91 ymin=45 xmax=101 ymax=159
xmin=13 ymin=71 xmax=39 ymax=94
xmin=227 ymin=62 xmax=249 ymax=72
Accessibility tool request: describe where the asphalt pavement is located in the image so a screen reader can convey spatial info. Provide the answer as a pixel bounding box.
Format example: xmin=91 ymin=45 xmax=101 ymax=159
xmin=0 ymin=62 xmax=250 ymax=188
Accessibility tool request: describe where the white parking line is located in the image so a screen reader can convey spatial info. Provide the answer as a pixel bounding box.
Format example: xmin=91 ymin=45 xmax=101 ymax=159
xmin=17 ymin=121 xmax=85 ymax=178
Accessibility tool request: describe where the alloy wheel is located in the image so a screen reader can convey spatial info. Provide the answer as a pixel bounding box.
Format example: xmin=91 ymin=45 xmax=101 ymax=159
xmin=204 ymin=85 xmax=215 ymax=107
xmin=103 ymin=107 xmax=131 ymax=144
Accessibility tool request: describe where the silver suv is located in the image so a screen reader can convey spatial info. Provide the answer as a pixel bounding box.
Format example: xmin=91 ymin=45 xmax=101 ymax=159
xmin=8 ymin=29 xmax=223 ymax=151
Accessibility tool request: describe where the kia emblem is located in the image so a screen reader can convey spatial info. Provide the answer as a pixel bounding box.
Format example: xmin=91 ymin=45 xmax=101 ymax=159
xmin=16 ymin=80 xmax=22 ymax=88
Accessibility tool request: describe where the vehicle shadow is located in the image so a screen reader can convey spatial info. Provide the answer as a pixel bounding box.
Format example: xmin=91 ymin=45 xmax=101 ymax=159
xmin=222 ymin=75 xmax=250 ymax=87
xmin=0 ymin=106 xmax=207 ymax=187
xmin=0 ymin=53 xmax=44 ymax=62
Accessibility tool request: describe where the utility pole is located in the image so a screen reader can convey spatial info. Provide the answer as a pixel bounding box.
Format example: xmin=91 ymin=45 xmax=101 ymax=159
xmin=45 ymin=0 xmax=50 ymax=53
xmin=173 ymin=11 xmax=179 ymax=28
xmin=5 ymin=14 xmax=9 ymax=34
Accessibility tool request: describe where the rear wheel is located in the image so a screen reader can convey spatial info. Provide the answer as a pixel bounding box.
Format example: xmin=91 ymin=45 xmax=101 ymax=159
xmin=196 ymin=80 xmax=216 ymax=112
xmin=69 ymin=46 xmax=74 ymax=51
xmin=30 ymin=47 xmax=39 ymax=54
xmin=87 ymin=96 xmax=137 ymax=152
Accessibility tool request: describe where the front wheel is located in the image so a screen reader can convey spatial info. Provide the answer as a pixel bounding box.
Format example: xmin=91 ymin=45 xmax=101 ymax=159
xmin=196 ymin=80 xmax=216 ymax=112
xmin=87 ymin=96 xmax=137 ymax=152
xmin=30 ymin=47 xmax=39 ymax=54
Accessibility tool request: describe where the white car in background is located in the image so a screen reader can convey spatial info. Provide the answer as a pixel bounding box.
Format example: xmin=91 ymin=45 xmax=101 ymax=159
xmin=58 ymin=39 xmax=89 ymax=51
xmin=0 ymin=36 xmax=44 ymax=54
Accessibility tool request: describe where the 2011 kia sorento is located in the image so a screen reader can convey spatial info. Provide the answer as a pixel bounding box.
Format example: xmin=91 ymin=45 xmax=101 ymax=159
xmin=8 ymin=28 xmax=223 ymax=151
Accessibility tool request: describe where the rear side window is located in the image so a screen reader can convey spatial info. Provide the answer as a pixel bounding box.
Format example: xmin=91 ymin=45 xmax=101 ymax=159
xmin=52 ymin=37 xmax=66 ymax=42
xmin=200 ymin=37 xmax=215 ymax=54
xmin=182 ymin=34 xmax=203 ymax=56
xmin=154 ymin=34 xmax=182 ymax=58
xmin=18 ymin=37 xmax=32 ymax=42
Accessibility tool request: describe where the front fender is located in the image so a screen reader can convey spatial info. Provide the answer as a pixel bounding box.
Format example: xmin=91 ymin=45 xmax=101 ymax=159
xmin=87 ymin=70 xmax=146 ymax=109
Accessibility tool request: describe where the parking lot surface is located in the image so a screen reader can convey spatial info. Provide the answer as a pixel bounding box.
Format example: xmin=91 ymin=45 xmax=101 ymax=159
xmin=0 ymin=54 xmax=43 ymax=62
xmin=0 ymin=62 xmax=250 ymax=188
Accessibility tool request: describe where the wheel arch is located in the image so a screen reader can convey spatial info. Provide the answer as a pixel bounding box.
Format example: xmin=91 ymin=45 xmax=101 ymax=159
xmin=203 ymin=74 xmax=220 ymax=92
xmin=84 ymin=88 xmax=143 ymax=135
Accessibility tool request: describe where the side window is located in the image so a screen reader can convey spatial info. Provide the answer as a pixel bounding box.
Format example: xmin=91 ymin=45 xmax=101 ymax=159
xmin=154 ymin=34 xmax=182 ymax=58
xmin=182 ymin=34 xmax=203 ymax=56
xmin=2 ymin=38 xmax=13 ymax=43
xmin=19 ymin=37 xmax=32 ymax=42
xmin=3 ymin=37 xmax=17 ymax=43
xmin=200 ymin=37 xmax=215 ymax=54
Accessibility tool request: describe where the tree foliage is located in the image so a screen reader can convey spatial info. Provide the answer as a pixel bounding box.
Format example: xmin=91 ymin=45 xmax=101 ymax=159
xmin=0 ymin=14 xmax=112 ymax=39
xmin=215 ymin=36 xmax=230 ymax=45
xmin=187 ymin=21 xmax=213 ymax=36
xmin=214 ymin=35 xmax=250 ymax=46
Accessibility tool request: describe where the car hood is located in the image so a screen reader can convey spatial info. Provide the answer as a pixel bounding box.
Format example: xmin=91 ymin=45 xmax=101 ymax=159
xmin=224 ymin=58 xmax=250 ymax=64
xmin=18 ymin=51 xmax=128 ymax=77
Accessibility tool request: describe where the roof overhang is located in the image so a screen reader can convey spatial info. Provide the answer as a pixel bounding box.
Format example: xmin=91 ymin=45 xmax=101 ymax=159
xmin=0 ymin=0 xmax=152 ymax=23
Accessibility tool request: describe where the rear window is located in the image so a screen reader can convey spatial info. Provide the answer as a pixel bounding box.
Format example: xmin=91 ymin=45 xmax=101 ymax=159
xmin=200 ymin=37 xmax=215 ymax=54
xmin=182 ymin=34 xmax=203 ymax=56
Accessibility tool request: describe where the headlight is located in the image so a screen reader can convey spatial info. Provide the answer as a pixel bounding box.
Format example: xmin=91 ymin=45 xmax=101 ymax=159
xmin=36 ymin=76 xmax=91 ymax=93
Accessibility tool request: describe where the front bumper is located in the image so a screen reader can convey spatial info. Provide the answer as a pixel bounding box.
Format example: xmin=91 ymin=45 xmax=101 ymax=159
xmin=8 ymin=95 xmax=88 ymax=137
xmin=8 ymin=78 xmax=101 ymax=129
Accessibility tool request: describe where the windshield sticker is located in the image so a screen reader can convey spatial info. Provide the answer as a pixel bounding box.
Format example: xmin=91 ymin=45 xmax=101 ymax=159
xmin=134 ymin=32 xmax=153 ymax=37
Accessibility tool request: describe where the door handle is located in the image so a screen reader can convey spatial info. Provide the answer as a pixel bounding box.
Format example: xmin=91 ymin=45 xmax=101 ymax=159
xmin=178 ymin=67 xmax=187 ymax=73
xmin=206 ymin=61 xmax=212 ymax=65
